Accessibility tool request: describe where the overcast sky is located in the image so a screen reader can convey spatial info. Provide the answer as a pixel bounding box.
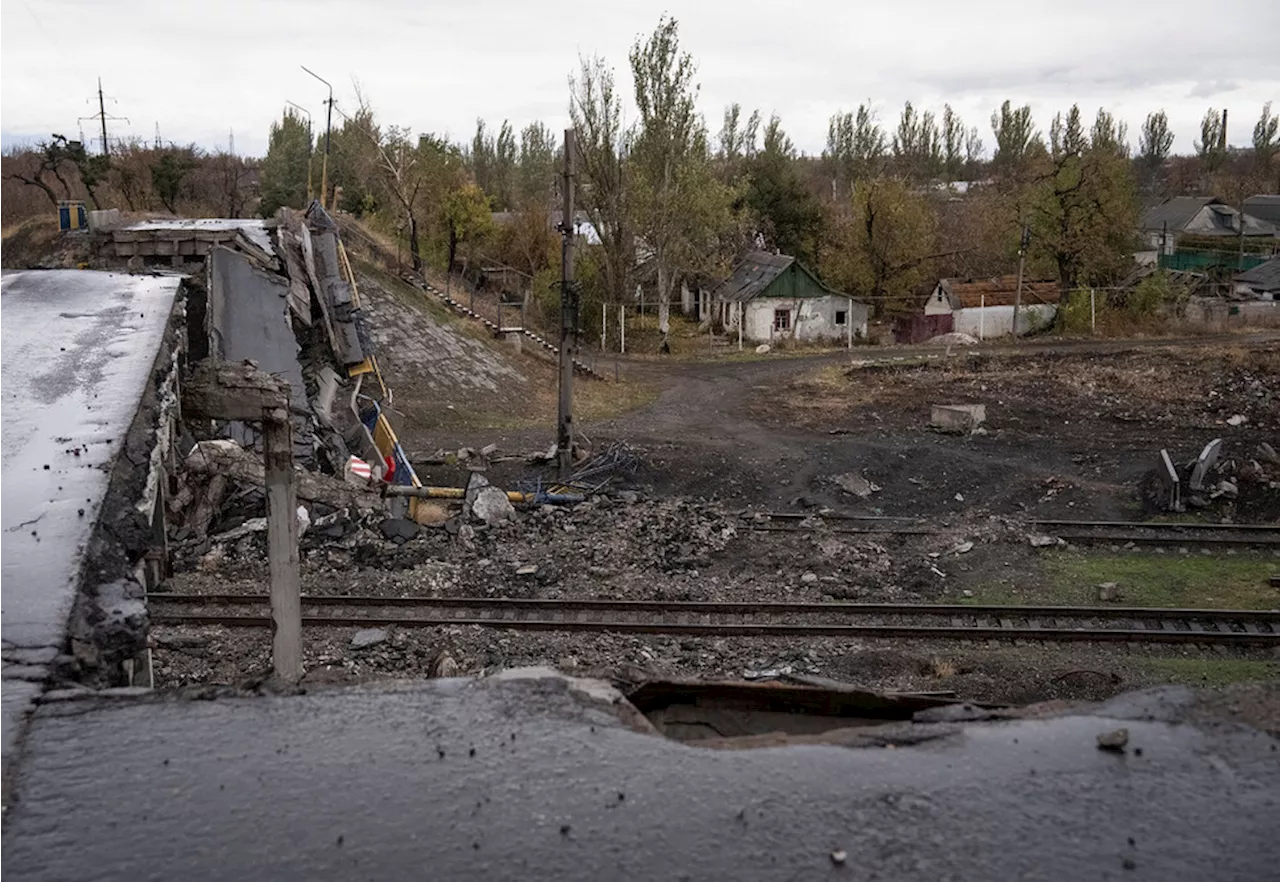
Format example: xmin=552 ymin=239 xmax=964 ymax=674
xmin=3 ymin=0 xmax=1279 ymax=162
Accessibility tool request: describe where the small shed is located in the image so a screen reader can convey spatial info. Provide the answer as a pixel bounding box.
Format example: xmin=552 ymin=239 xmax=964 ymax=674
xmin=1234 ymin=257 xmax=1280 ymax=300
xmin=925 ymin=276 xmax=1061 ymax=339
xmin=711 ymin=251 xmax=868 ymax=343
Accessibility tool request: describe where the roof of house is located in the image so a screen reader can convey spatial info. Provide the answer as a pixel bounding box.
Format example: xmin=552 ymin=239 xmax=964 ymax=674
xmin=1139 ymin=196 xmax=1277 ymax=237
xmin=1139 ymin=196 xmax=1222 ymax=232
xmin=713 ymin=251 xmax=796 ymax=302
xmin=1235 ymin=256 xmax=1280 ymax=293
xmin=936 ymin=276 xmax=1061 ymax=309
xmin=1244 ymin=194 xmax=1280 ymax=227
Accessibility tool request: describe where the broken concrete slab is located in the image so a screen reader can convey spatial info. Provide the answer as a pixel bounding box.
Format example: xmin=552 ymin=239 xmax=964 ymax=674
xmin=1158 ymin=449 xmax=1182 ymax=512
xmin=833 ymin=472 xmax=879 ymax=498
xmin=472 ymin=487 xmax=516 ymax=524
xmin=184 ymin=441 xmax=383 ymax=512
xmin=207 ymin=247 xmax=307 ymax=415
xmin=930 ymin=404 xmax=986 ymax=433
xmin=1189 ymin=438 xmax=1223 ymax=492
xmin=351 ymin=628 xmax=388 ymax=650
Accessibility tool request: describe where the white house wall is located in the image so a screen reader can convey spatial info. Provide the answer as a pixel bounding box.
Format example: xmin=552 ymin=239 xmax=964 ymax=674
xmin=740 ymin=296 xmax=868 ymax=343
xmin=924 ymin=286 xmax=952 ymax=315
xmin=952 ymin=304 xmax=1057 ymax=338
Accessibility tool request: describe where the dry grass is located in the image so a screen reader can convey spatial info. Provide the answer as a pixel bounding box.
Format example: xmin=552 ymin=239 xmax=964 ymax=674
xmin=929 ymin=657 xmax=958 ymax=679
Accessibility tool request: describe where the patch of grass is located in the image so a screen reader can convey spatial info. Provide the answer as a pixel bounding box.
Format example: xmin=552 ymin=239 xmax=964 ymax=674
xmin=578 ymin=380 xmax=660 ymax=422
xmin=437 ymin=375 xmax=658 ymax=432
xmin=1137 ymin=658 xmax=1279 ymax=687
xmin=967 ymin=552 xmax=1279 ymax=609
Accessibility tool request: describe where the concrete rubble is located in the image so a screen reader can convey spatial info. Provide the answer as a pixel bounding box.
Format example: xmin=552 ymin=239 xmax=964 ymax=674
xmin=930 ymin=403 xmax=986 ymax=434
xmin=1144 ymin=438 xmax=1280 ymax=519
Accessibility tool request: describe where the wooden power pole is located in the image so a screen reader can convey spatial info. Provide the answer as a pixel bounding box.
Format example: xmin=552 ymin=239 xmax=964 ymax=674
xmin=556 ymin=128 xmax=578 ymax=476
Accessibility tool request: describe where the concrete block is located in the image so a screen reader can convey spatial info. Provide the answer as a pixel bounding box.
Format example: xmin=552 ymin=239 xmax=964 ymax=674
xmin=930 ymin=404 xmax=986 ymax=433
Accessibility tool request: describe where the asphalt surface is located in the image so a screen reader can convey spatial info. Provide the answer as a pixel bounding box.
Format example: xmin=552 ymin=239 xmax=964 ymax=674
xmin=0 ymin=269 xmax=181 ymax=768
xmin=3 ymin=676 xmax=1277 ymax=880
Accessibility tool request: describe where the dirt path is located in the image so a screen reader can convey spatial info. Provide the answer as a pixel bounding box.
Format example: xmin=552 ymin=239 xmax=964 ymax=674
xmin=420 ymin=331 xmax=1278 ymax=519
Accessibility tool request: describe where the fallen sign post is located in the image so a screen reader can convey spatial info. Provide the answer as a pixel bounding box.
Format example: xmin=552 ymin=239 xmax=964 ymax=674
xmin=183 ymin=361 xmax=303 ymax=683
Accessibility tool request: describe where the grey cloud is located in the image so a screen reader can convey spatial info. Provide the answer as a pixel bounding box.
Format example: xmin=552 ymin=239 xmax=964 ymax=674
xmin=1188 ymin=80 xmax=1241 ymax=99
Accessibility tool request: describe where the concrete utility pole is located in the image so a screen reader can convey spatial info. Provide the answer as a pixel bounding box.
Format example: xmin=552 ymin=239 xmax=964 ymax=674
xmin=183 ymin=362 xmax=301 ymax=683
xmin=263 ymin=407 xmax=302 ymax=683
xmin=1011 ymin=223 xmax=1029 ymax=342
xmin=556 ymin=128 xmax=578 ymax=476
xmin=302 ymin=66 xmax=333 ymax=211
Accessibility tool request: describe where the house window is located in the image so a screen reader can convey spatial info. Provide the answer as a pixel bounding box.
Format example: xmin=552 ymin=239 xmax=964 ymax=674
xmin=835 ymin=310 xmax=848 ymax=326
xmin=773 ymin=309 xmax=791 ymax=331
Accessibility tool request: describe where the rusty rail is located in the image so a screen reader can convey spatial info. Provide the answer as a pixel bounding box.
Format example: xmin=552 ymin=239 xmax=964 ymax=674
xmin=148 ymin=594 xmax=1280 ymax=645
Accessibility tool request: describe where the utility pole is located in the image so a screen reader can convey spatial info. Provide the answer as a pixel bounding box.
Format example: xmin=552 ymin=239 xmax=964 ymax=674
xmin=302 ymin=66 xmax=333 ymax=211
xmin=556 ymin=128 xmax=578 ymax=477
xmin=1011 ymin=223 xmax=1029 ymax=342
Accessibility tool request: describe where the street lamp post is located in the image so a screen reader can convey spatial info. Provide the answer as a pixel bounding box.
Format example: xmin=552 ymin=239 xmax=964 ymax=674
xmin=285 ymin=101 xmax=313 ymax=203
xmin=301 ymin=66 xmax=333 ymax=211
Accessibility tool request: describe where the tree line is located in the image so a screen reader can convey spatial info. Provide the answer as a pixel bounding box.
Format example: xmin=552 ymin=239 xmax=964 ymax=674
xmin=5 ymin=15 xmax=1277 ymax=322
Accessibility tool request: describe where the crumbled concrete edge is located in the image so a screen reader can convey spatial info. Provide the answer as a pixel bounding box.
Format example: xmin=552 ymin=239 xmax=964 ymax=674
xmin=487 ymin=667 xmax=661 ymax=735
xmin=65 ymin=281 xmax=189 ymax=688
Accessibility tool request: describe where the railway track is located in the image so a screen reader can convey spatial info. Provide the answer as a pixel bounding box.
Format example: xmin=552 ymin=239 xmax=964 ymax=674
xmin=753 ymin=513 xmax=1280 ymax=548
xmin=148 ymin=594 xmax=1280 ymax=646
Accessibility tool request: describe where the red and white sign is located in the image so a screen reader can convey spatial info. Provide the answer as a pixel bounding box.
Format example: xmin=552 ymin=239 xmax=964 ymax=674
xmin=346 ymin=455 xmax=373 ymax=481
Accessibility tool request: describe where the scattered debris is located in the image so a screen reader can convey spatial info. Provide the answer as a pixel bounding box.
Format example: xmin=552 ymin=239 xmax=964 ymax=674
xmin=1258 ymin=442 xmax=1280 ymax=466
xmin=953 ymin=493 xmax=965 ymax=503
xmin=1096 ymin=582 xmax=1122 ymax=603
xmin=379 ymin=518 xmax=419 ymax=544
xmin=351 ymin=628 xmax=388 ymax=649
xmin=754 ymin=344 xmax=771 ymax=354
xmin=830 ymin=850 xmax=848 ymax=866
xmin=1213 ymin=480 xmax=1239 ymax=499
xmin=833 ymin=472 xmax=880 ymax=498
xmin=952 ymin=541 xmax=974 ymax=555
xmin=1096 ymin=728 xmax=1129 ymax=752
xmin=930 ymin=404 xmax=986 ymax=434
xmin=1028 ymin=534 xmax=1061 ymax=548
xmin=1226 ymin=414 xmax=1247 ymax=427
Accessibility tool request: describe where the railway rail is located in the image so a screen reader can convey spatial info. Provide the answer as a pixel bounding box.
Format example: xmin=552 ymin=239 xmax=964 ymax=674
xmin=752 ymin=512 xmax=1280 ymax=548
xmin=148 ymin=594 xmax=1280 ymax=646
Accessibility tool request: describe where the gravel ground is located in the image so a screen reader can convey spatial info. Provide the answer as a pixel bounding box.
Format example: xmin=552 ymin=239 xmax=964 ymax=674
xmin=154 ymin=494 xmax=1278 ymax=702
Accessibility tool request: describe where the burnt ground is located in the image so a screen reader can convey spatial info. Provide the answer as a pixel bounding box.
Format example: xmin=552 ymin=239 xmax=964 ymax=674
xmin=153 ymin=333 xmax=1280 ymax=704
